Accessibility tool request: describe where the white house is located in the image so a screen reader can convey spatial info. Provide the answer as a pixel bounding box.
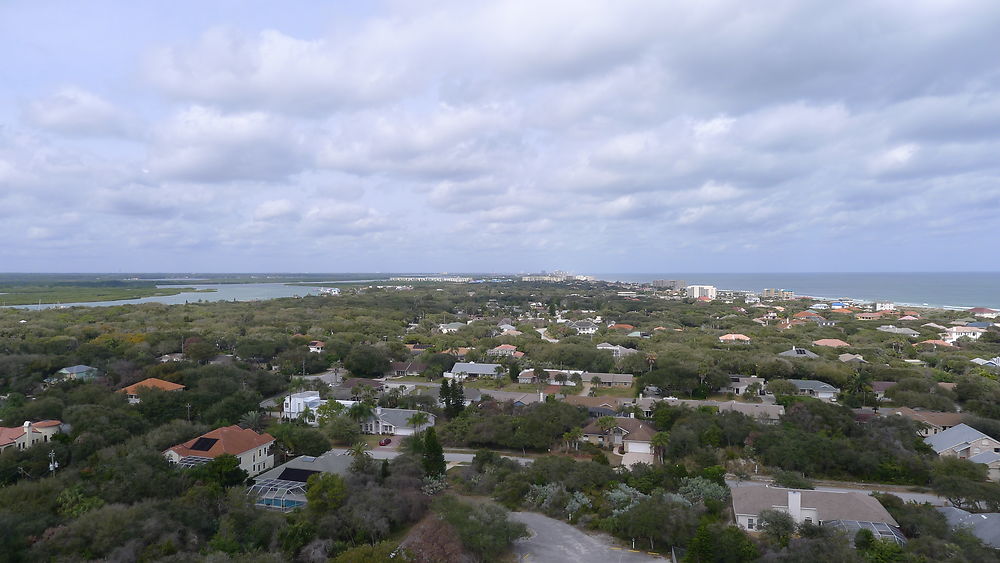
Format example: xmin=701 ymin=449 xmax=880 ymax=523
xmin=875 ymin=302 xmax=896 ymax=312
xmin=308 ymin=340 xmax=325 ymax=353
xmin=581 ymin=417 xmax=654 ymax=454
xmin=284 ymin=391 xmax=327 ymax=424
xmin=164 ymin=425 xmax=275 ymax=476
xmin=785 ymin=379 xmax=840 ymax=402
xmin=725 ymin=376 xmax=766 ymax=396
xmin=942 ymin=326 xmax=986 ymax=344
xmin=596 ymin=342 xmax=639 ymax=358
xmin=0 ymin=420 xmax=62 ymax=452
xmin=731 ymin=487 xmax=902 ymax=544
xmin=438 ymin=322 xmax=467 ymax=334
xmin=444 ymin=362 xmax=504 ymax=381
xmin=686 ymin=285 xmax=718 ymax=299
xmin=360 ymin=407 xmax=435 ymax=436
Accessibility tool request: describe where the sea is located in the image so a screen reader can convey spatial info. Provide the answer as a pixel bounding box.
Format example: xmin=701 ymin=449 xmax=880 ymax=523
xmin=593 ymin=272 xmax=1000 ymax=311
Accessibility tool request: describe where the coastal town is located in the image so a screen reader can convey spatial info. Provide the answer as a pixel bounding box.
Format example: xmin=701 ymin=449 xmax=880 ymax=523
xmin=1 ymin=276 xmax=999 ymax=561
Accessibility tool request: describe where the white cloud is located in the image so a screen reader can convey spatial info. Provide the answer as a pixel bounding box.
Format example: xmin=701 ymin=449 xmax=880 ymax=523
xmin=24 ymin=87 xmax=140 ymax=137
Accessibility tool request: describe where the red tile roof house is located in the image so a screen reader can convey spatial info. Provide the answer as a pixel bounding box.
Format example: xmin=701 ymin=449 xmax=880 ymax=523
xmin=164 ymin=425 xmax=275 ymax=476
xmin=719 ymin=333 xmax=752 ymax=344
xmin=118 ymin=377 xmax=186 ymax=404
xmin=0 ymin=420 xmax=62 ymax=452
xmin=813 ymin=338 xmax=851 ymax=348
xmin=486 ymin=344 xmax=525 ymax=358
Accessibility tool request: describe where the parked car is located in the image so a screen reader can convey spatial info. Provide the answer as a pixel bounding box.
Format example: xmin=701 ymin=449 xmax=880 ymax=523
xmin=378 ymin=438 xmax=391 ymax=446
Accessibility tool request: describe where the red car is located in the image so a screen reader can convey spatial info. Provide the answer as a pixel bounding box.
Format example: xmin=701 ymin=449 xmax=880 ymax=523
xmin=378 ymin=438 xmax=391 ymax=446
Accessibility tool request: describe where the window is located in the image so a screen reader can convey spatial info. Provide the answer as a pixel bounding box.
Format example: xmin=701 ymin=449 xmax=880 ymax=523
xmin=804 ymin=518 xmax=813 ymax=524
xmin=747 ymin=518 xmax=755 ymax=530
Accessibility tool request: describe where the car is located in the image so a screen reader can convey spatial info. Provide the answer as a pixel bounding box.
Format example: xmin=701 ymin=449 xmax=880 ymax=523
xmin=378 ymin=438 xmax=391 ymax=446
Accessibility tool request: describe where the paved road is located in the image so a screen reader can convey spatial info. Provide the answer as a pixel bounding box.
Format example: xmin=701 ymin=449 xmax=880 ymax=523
xmin=510 ymin=512 xmax=666 ymax=562
xmin=726 ymin=479 xmax=949 ymax=506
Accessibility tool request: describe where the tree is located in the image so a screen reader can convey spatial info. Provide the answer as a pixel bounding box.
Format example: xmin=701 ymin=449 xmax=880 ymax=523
xmin=305 ymin=472 xmax=347 ymax=514
xmin=447 ymin=380 xmax=466 ymax=418
xmin=767 ymin=379 xmax=798 ymax=398
xmin=759 ymin=508 xmax=796 ymax=547
xmin=347 ymin=402 xmax=374 ymax=423
xmin=343 ymin=344 xmax=389 ymax=378
xmin=315 ymin=400 xmax=345 ymax=425
xmin=439 ymin=379 xmax=452 ymax=413
xmin=189 ymin=454 xmax=248 ymax=488
xmin=652 ymin=431 xmax=670 ymax=464
xmin=324 ymin=414 xmax=361 ymax=445
xmin=407 ymin=411 xmax=430 ymax=433
xmin=432 ymin=496 xmax=528 ymax=561
xmin=597 ymin=416 xmax=616 ymax=449
xmin=422 ymin=427 xmax=446 ymax=476
xmin=347 ymin=441 xmax=373 ymax=473
xmin=238 ymin=411 xmax=264 ymax=432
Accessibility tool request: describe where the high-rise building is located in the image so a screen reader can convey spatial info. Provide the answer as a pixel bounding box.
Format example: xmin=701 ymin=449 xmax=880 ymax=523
xmin=652 ymin=279 xmax=686 ymax=290
xmin=686 ymin=285 xmax=718 ymax=299
xmin=762 ymin=288 xmax=795 ymax=300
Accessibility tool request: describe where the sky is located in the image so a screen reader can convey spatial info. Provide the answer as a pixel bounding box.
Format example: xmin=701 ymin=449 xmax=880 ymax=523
xmin=2 ymin=1 xmax=1000 ymax=274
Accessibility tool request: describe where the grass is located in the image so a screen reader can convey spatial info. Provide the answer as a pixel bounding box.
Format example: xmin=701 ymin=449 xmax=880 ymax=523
xmin=589 ymin=386 xmax=637 ymax=398
xmin=0 ymin=284 xmax=213 ymax=306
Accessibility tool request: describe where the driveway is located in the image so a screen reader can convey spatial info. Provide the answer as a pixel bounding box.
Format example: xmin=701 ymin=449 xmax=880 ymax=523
xmin=510 ymin=512 xmax=666 ymax=562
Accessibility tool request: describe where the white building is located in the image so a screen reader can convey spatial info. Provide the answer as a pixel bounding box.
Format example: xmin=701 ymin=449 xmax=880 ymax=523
xmin=686 ymin=285 xmax=718 ymax=299
xmin=942 ymin=326 xmax=986 ymax=344
xmin=361 ymin=407 xmax=435 ymax=436
xmin=164 ymin=425 xmax=275 ymax=476
xmin=875 ymin=302 xmax=896 ymax=312
xmin=284 ymin=391 xmax=327 ymax=424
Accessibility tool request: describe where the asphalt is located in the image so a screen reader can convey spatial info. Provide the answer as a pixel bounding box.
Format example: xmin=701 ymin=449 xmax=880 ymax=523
xmin=510 ymin=512 xmax=666 ymax=562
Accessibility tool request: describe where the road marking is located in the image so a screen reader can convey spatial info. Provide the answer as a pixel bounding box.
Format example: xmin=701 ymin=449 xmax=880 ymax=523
xmin=610 ymin=547 xmax=622 ymax=551
xmin=628 ymin=549 xmax=641 ymax=552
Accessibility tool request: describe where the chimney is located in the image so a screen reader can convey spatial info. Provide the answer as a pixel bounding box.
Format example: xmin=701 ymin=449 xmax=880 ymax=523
xmin=376 ymin=406 xmax=382 ymax=415
xmin=23 ymin=421 xmax=31 ymax=428
xmin=787 ymin=490 xmax=802 ymax=523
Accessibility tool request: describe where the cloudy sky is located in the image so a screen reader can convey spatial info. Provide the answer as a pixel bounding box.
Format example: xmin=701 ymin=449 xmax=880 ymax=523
xmin=2 ymin=1 xmax=1000 ymax=273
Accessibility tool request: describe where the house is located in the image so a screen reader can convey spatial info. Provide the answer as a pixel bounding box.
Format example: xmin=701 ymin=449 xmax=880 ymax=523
xmin=793 ymin=310 xmax=823 ymax=319
xmin=627 ymin=331 xmax=651 ymax=339
xmin=119 ymin=378 xmax=185 ymax=404
xmin=0 ymin=420 xmax=62 ymax=452
xmin=886 ymin=407 xmax=964 ymax=437
xmin=158 ymin=353 xmax=186 ymax=363
xmin=942 ymin=326 xmax=986 ymax=344
xmin=814 ymin=338 xmax=851 ymax=348
xmin=914 ymin=339 xmax=954 ymax=349
xmin=871 ymin=381 xmax=896 ymax=399
xmin=875 ymin=302 xmax=896 ymax=312
xmin=969 ymin=307 xmax=1000 ymax=319
xmin=922 ymin=322 xmax=948 ymax=331
xmin=441 ymin=347 xmax=472 ymax=360
xmin=650 ymin=397 xmax=785 ymax=423
xmin=787 ymin=379 xmax=840 ymax=401
xmin=56 ymin=365 xmax=100 ymax=381
xmin=438 ymin=322 xmax=467 ymax=334
xmin=581 ymin=416 xmax=655 ymax=454
xmin=444 ymin=362 xmax=504 ymax=381
xmin=486 ymin=344 xmax=525 ymax=358
xmin=609 ymin=323 xmax=636 ymax=331
xmin=807 ymin=316 xmax=838 ymax=327
xmin=386 ymin=361 xmax=428 ymax=377
xmin=726 ymin=375 xmax=767 ymax=396
xmin=877 ymin=325 xmax=921 ymax=337
xmin=856 ymin=312 xmax=882 ymax=321
xmin=567 ymin=321 xmax=599 ymax=335
xmin=307 ymin=341 xmax=325 ymax=353
xmin=778 ymin=347 xmax=820 ymax=359
xmin=405 ymin=343 xmax=432 ymax=355
xmin=517 ymin=369 xmax=578 ymax=385
xmin=925 ymin=423 xmax=1000 ymax=462
xmin=164 ymin=425 xmax=275 ymax=476
xmin=563 ymin=395 xmax=621 ymax=417
xmin=937 ymin=507 xmax=1000 ymax=548
xmin=839 ymin=353 xmax=868 ymax=364
xmin=972 ymin=357 xmax=1000 ymax=368
xmin=719 ymin=333 xmax=751 ymax=344
xmin=336 ymin=378 xmax=385 ymax=401
xmin=283 ymin=391 xmax=327 ymax=424
xmin=586 ymin=372 xmax=634 ymax=387
xmin=898 ymin=315 xmax=920 ymax=321
xmin=596 ymin=342 xmax=639 ymax=358
xmin=250 ymin=450 xmax=353 ymax=512
xmin=418 ymin=385 xmax=482 ymax=407
xmin=731 ymin=487 xmax=902 ymax=544
xmin=360 ymin=407 xmax=435 ymax=436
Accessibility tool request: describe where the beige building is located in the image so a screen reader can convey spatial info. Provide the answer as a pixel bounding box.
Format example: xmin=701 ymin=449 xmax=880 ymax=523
xmin=0 ymin=420 xmax=62 ymax=452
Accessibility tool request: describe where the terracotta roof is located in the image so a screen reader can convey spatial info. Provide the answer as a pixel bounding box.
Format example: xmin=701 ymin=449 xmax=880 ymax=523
xmin=611 ymin=324 xmax=635 ymax=330
xmin=720 ymin=333 xmax=751 ymax=341
xmin=166 ymin=425 xmax=273 ymax=459
xmin=120 ymin=378 xmax=185 ymax=395
xmin=494 ymin=344 xmax=518 ymax=350
xmin=32 ymin=420 xmax=62 ymax=428
xmin=886 ymin=407 xmax=963 ymax=429
xmin=813 ymin=338 xmax=850 ymax=347
xmin=0 ymin=427 xmax=27 ymax=446
xmin=914 ymin=340 xmax=954 ymax=347
xmin=969 ymin=307 xmax=998 ymax=314
xmin=793 ymin=311 xmax=822 ymax=318
xmin=564 ymin=395 xmax=621 ymax=410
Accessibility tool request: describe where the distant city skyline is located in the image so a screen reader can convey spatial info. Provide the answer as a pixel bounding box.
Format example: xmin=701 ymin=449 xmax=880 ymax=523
xmin=2 ymin=1 xmax=999 ymax=272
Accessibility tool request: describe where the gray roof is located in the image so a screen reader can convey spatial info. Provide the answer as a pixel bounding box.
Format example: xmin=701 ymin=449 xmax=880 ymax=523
xmin=876 ymin=325 xmax=920 ymax=336
xmin=731 ymin=486 xmax=897 ymax=526
xmin=449 ymin=362 xmax=504 ymax=376
xmin=587 ymin=372 xmax=634 ymax=384
xmin=969 ymin=451 xmax=1000 ymax=464
xmin=938 ymin=507 xmax=1000 ymax=548
xmin=924 ymin=423 xmax=994 ymax=454
xmin=370 ymin=408 xmax=435 ymax=429
xmin=255 ymin=450 xmax=352 ymax=482
xmin=779 ymin=347 xmax=820 ymax=358
xmin=60 ymin=365 xmax=97 ymax=374
xmin=788 ymin=379 xmax=840 ymax=393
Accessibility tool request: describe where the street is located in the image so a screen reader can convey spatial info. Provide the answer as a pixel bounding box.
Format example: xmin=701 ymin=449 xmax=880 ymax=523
xmin=510 ymin=511 xmax=666 ymax=562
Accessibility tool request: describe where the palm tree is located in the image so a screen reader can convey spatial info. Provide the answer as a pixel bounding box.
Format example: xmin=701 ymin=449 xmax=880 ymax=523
xmin=651 ymin=431 xmax=670 ymax=464
xmin=597 ymin=416 xmax=616 ymax=449
xmin=346 ymin=440 xmax=373 ymax=473
xmin=563 ymin=427 xmax=583 ymax=453
xmin=238 ymin=410 xmax=263 ymax=432
xmin=406 ymin=411 xmax=430 ymax=433
xmin=347 ymin=402 xmax=374 ymax=423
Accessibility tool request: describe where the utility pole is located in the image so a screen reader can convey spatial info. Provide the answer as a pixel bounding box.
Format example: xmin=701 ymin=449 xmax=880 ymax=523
xmin=48 ymin=450 xmax=59 ymax=472
xmin=185 ymin=403 xmax=192 ymax=422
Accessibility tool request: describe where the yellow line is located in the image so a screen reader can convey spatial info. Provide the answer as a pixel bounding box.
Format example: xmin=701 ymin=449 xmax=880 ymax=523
xmin=610 ymin=547 xmax=622 ymax=551
xmin=628 ymin=549 xmax=641 ymax=552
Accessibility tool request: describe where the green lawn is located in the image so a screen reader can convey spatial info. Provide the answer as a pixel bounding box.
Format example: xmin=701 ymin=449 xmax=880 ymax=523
xmin=590 ymin=386 xmax=637 ymax=398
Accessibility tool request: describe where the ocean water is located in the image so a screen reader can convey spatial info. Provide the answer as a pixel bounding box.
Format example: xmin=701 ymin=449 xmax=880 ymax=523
xmin=594 ymin=272 xmax=1000 ymax=310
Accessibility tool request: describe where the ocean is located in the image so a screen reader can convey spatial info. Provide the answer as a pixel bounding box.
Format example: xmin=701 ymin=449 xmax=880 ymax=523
xmin=592 ymin=272 xmax=1000 ymax=310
